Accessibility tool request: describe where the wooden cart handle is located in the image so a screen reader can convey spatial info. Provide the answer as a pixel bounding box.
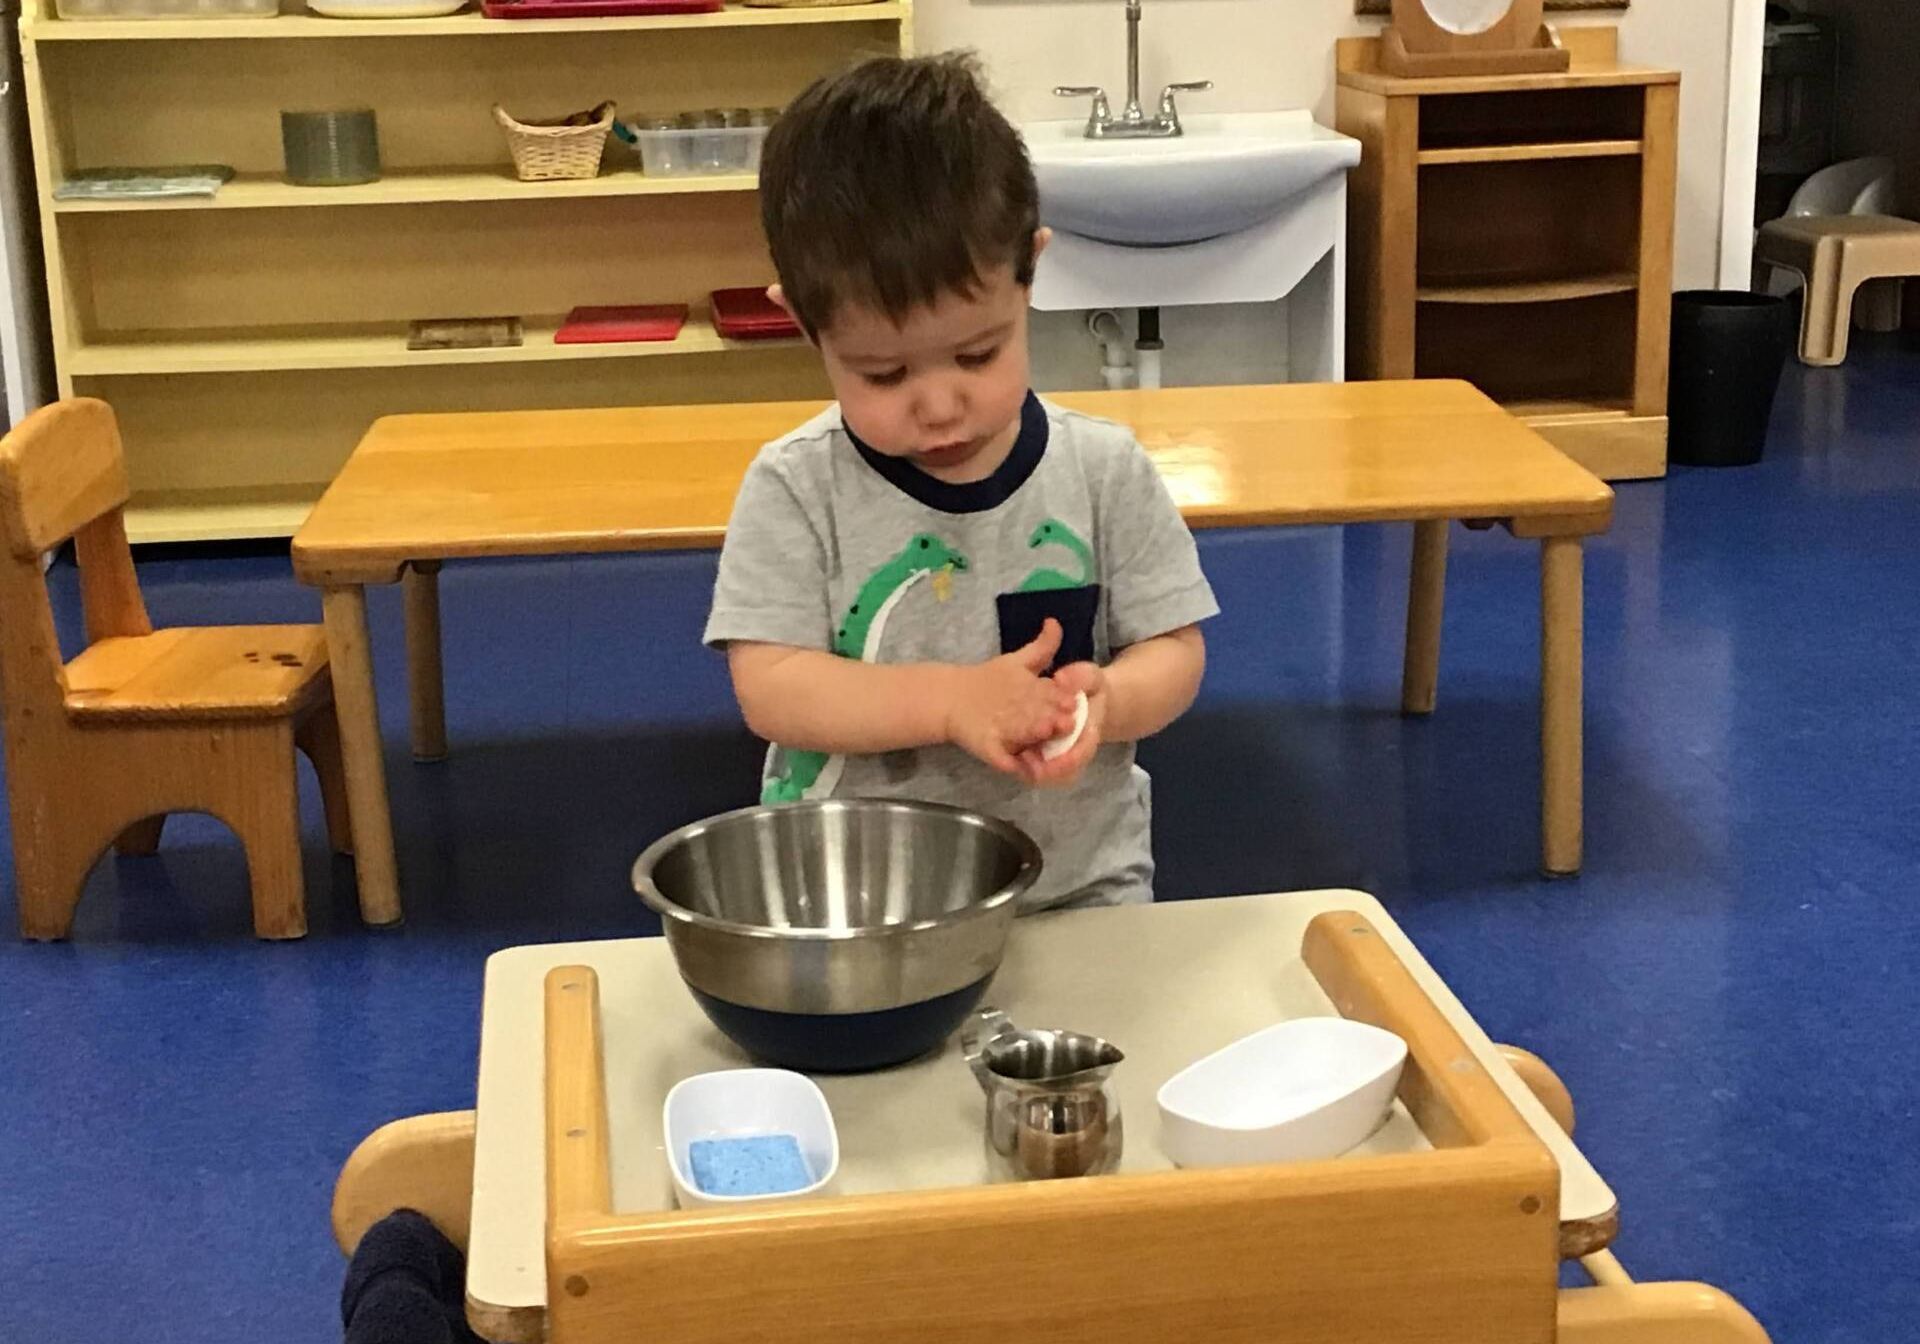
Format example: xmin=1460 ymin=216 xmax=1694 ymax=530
xmin=545 ymin=966 xmax=612 ymax=1229
xmin=1302 ymin=911 xmax=1539 ymax=1150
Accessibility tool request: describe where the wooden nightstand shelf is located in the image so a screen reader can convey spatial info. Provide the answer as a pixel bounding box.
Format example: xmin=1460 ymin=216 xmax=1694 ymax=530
xmin=17 ymin=0 xmax=911 ymax=543
xmin=1336 ymin=26 xmax=1678 ymax=481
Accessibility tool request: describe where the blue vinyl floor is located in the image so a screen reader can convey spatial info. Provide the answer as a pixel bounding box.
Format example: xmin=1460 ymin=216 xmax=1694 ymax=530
xmin=3 ymin=343 xmax=1917 ymax=1342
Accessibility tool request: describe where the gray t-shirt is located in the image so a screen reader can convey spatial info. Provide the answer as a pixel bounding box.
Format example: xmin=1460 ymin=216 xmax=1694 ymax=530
xmin=704 ymin=392 xmax=1219 ymax=910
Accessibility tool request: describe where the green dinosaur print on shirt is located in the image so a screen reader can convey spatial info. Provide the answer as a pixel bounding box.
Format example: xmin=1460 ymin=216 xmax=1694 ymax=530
xmin=832 ymin=533 xmax=969 ymax=657
xmin=762 ymin=533 xmax=968 ymax=804
xmin=1016 ymin=518 xmax=1095 ymax=592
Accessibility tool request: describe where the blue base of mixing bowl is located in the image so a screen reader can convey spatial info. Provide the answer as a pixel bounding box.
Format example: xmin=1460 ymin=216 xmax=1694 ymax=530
xmin=690 ymin=976 xmax=994 ymax=1073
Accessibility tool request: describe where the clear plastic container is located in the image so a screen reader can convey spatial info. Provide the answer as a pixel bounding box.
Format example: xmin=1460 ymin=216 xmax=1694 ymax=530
xmin=693 ymin=110 xmax=730 ymax=174
xmin=625 ymin=108 xmax=774 ymax=178
xmin=56 ymin=0 xmax=279 ymax=17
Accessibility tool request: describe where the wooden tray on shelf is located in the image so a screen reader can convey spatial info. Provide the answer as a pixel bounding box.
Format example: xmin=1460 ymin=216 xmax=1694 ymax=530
xmin=1382 ymin=22 xmax=1572 ymax=79
xmin=470 ymin=891 xmax=1619 ymax=1343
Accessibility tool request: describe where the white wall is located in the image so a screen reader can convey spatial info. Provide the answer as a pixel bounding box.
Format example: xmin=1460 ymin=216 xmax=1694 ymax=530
xmin=923 ymin=0 xmax=1373 ymax=124
xmin=921 ymin=0 xmax=1736 ymax=289
xmin=1608 ymin=0 xmax=1736 ymax=289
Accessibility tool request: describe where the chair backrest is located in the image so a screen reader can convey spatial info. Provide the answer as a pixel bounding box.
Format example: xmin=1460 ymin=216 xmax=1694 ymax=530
xmin=0 ymin=400 xmax=152 ymax=719
xmin=1787 ymin=156 xmax=1897 ymax=219
xmin=0 ymin=399 xmax=131 ymax=560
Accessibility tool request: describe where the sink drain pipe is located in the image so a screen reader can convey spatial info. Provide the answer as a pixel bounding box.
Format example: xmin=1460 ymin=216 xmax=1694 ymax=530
xmin=1135 ymin=306 xmax=1164 ymax=389
xmin=1087 ymin=309 xmax=1133 ymax=389
xmin=1085 ymin=308 xmax=1166 ymax=389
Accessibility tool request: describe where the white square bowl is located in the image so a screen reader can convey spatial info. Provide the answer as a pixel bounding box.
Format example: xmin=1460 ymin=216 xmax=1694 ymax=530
xmin=1156 ymin=1018 xmax=1407 ymax=1169
xmin=662 ymin=1068 xmax=840 ymax=1209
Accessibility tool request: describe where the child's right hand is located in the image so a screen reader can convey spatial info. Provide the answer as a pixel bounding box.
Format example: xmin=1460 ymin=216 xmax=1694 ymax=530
xmin=944 ymin=619 xmax=1080 ymax=775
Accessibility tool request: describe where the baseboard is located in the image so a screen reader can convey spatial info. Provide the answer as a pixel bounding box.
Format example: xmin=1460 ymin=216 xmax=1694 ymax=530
xmin=1526 ymin=411 xmax=1668 ymax=481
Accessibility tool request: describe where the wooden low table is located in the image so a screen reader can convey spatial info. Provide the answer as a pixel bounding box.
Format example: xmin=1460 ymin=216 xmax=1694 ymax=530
xmin=291 ymin=380 xmax=1613 ymax=926
xmin=462 ymin=890 xmax=1620 ymax=1342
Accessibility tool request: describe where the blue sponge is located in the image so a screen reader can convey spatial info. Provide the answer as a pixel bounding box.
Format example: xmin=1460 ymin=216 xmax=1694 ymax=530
xmin=688 ymin=1134 xmax=813 ymax=1197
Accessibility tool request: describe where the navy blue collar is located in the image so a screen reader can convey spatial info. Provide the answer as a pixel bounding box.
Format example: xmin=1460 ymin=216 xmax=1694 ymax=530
xmin=846 ymin=391 xmax=1048 ymax=514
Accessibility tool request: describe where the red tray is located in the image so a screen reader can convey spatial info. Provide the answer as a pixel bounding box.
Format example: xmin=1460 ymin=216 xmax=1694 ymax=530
xmin=710 ymin=287 xmax=803 ymax=341
xmin=482 ymin=0 xmax=721 ymax=19
xmin=554 ymin=304 xmax=689 ymax=344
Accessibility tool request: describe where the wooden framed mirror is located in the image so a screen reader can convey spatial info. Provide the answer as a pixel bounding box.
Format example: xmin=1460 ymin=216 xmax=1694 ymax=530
xmin=1382 ymin=0 xmax=1573 ymax=76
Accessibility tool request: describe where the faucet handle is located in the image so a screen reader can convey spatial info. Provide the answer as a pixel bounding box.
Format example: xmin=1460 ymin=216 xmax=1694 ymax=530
xmin=1157 ymin=80 xmax=1213 ymax=127
xmin=1053 ymin=85 xmax=1112 ymax=126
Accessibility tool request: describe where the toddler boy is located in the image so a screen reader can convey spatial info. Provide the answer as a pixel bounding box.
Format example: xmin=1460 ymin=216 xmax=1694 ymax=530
xmin=705 ymin=54 xmax=1218 ymax=909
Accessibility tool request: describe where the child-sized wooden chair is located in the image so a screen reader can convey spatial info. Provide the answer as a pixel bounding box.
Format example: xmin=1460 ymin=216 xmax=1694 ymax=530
xmin=0 ymin=399 xmax=353 ymax=940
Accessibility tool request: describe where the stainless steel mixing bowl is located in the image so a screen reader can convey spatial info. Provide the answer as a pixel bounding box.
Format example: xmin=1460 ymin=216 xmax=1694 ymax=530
xmin=632 ymin=799 xmax=1042 ymax=1071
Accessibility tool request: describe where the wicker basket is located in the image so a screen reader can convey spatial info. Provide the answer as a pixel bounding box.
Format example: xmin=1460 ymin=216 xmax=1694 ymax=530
xmin=494 ymin=102 xmax=616 ymax=182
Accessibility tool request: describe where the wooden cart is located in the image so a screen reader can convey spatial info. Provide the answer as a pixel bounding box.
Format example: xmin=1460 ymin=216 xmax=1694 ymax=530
xmin=334 ymin=892 xmax=1768 ymax=1343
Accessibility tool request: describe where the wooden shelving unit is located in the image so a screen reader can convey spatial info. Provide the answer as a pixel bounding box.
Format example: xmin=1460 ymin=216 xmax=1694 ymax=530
xmin=1337 ymin=26 xmax=1678 ymax=481
xmin=18 ymin=0 xmax=909 ymax=541
xmin=25 ymin=3 xmax=905 ymax=40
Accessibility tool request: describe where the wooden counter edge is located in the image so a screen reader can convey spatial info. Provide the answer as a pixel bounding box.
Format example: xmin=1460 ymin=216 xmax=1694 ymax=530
xmin=467 ymin=1294 xmax=546 ymax=1344
xmin=1562 ymin=1203 xmax=1624 ymax=1259
xmin=290 ymin=526 xmax=735 ymax=588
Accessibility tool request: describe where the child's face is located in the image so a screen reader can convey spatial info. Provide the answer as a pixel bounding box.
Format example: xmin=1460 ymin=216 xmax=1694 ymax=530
xmin=792 ymin=245 xmax=1043 ymax=484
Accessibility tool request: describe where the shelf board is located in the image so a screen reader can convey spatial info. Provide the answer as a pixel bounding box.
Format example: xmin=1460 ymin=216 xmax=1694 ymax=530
xmin=68 ymin=314 xmax=802 ymax=376
xmin=123 ymin=483 xmax=322 ymax=543
xmin=1339 ymin=65 xmax=1678 ymax=98
xmin=24 ymin=1 xmax=904 ymax=40
xmin=1416 ymin=272 xmax=1638 ymax=306
xmin=52 ymin=167 xmax=759 ymax=212
xmin=1417 ymin=139 xmax=1642 ymax=166
xmin=1505 ymin=397 xmax=1634 ymax=422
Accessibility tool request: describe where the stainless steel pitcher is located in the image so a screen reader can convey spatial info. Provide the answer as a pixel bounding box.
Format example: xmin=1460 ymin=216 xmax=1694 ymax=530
xmin=961 ymin=1007 xmax=1124 ymax=1181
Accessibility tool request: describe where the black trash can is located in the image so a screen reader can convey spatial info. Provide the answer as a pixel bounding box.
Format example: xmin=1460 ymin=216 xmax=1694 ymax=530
xmin=1667 ymin=290 xmax=1794 ymax=467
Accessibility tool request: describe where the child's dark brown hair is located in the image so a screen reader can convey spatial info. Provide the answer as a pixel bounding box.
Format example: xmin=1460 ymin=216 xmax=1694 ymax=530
xmin=759 ymin=52 xmax=1040 ymax=335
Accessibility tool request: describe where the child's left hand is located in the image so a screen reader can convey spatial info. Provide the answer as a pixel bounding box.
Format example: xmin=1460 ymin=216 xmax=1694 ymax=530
xmin=1018 ymin=662 xmax=1107 ymax=788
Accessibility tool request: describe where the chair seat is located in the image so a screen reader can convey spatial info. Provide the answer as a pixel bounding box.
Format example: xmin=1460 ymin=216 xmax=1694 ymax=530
xmin=1758 ymin=214 xmax=1920 ymax=269
xmin=64 ymin=624 xmax=330 ymax=721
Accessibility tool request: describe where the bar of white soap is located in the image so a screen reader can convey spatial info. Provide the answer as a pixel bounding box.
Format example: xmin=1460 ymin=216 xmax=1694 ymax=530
xmin=1041 ymin=691 xmax=1090 ymax=762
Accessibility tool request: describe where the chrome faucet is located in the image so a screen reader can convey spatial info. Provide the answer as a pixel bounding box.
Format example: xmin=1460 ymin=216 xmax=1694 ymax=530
xmin=1054 ymin=0 xmax=1212 ymax=139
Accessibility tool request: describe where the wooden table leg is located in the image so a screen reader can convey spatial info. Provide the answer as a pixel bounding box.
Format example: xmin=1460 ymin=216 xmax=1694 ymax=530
xmin=404 ymin=561 xmax=448 ymax=763
xmin=1541 ymin=536 xmax=1584 ymax=877
xmin=1402 ymin=519 xmax=1448 ymax=715
xmin=323 ymin=585 xmax=402 ymax=926
xmin=1578 ymin=1248 xmax=1632 ymax=1287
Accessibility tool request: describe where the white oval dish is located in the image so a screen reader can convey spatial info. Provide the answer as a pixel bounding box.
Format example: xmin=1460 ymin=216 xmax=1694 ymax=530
xmin=662 ymin=1068 xmax=840 ymax=1209
xmin=307 ymin=0 xmax=468 ymax=17
xmin=1156 ymin=1017 xmax=1407 ymax=1168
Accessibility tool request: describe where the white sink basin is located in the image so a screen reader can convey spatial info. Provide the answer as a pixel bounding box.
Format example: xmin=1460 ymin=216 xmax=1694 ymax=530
xmin=1024 ymin=110 xmax=1362 ymax=247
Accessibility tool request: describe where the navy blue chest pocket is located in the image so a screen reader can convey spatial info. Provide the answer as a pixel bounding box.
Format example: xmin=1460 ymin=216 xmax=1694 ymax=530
xmin=995 ymin=585 xmax=1103 ymax=673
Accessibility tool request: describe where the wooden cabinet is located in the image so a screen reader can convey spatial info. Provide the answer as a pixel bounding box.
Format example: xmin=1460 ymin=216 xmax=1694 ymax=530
xmin=17 ymin=2 xmax=911 ymax=542
xmin=1336 ymin=27 xmax=1678 ymax=481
